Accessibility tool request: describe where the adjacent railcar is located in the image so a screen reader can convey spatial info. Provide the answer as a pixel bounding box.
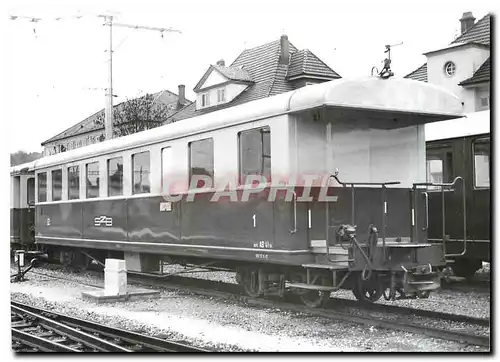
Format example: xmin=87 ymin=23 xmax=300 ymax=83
xmin=10 ymin=161 xmax=36 ymax=249
xmin=425 ymin=110 xmax=490 ymax=277
xmin=20 ymin=77 xmax=464 ymax=306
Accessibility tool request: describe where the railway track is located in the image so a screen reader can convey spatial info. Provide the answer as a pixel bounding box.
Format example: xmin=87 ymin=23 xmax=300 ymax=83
xmin=441 ymin=277 xmax=490 ymax=293
xmin=128 ymin=274 xmax=491 ymax=347
xmin=11 ymin=301 xmax=207 ymax=352
xmin=16 ymin=267 xmax=490 ymax=348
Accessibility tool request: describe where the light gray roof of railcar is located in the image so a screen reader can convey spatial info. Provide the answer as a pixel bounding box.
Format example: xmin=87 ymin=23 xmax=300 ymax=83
xmin=425 ymin=110 xmax=490 ymax=142
xmin=10 ymin=160 xmax=37 ymax=175
xmin=30 ymin=77 xmax=464 ymax=170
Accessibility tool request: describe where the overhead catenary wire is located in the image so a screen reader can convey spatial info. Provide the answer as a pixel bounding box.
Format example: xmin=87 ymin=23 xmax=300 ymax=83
xmin=10 ymin=12 xmax=182 ymax=136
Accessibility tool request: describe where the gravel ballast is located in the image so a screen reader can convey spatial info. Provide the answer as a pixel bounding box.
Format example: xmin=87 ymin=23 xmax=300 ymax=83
xmin=157 ymin=264 xmax=491 ymax=320
xmin=10 ymin=267 xmax=489 ymax=352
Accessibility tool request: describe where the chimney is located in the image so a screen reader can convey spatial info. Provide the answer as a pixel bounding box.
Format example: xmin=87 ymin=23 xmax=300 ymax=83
xmin=279 ymin=35 xmax=290 ymax=65
xmin=177 ymin=84 xmax=186 ymax=106
xmin=216 ymin=59 xmax=225 ymax=67
xmin=460 ymin=12 xmax=476 ymax=34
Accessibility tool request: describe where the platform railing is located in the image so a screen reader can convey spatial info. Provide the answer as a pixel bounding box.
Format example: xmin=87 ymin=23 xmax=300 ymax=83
xmin=412 ymin=176 xmax=467 ymax=258
xmin=325 ymin=172 xmax=401 ymax=266
xmin=328 ymin=173 xmax=400 ymax=246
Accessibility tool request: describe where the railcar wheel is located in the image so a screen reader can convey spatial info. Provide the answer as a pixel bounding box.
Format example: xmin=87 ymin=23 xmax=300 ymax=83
xmin=452 ymin=259 xmax=481 ymax=279
xmin=74 ymin=252 xmax=91 ymax=271
xmin=352 ymin=273 xmax=383 ymax=303
xmin=237 ymin=268 xmax=262 ymax=298
xmin=291 ymin=274 xmax=331 ymax=308
xmin=416 ymin=290 xmax=431 ymax=299
xmin=59 ymin=250 xmax=90 ymax=271
xmin=299 ymin=290 xmax=330 ymax=308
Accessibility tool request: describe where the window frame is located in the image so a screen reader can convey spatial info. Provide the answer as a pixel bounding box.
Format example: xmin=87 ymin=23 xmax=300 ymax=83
xmin=238 ymin=125 xmax=271 ymax=185
xmin=472 ymin=137 xmax=490 ymax=189
xmin=67 ymin=165 xmax=80 ymax=200
xmin=425 ymin=145 xmax=454 ymax=191
xmin=217 ymin=88 xmax=225 ymax=103
xmin=86 ymin=161 xmax=100 ymax=199
xmin=107 ymin=156 xmax=124 ymax=197
xmin=51 ymin=169 xmax=63 ymax=201
xmin=201 ymin=93 xmax=210 ymax=107
xmin=188 ymin=137 xmax=214 ymax=188
xmin=132 ymin=151 xmax=151 ymax=195
xmin=444 ymin=61 xmax=456 ymax=77
xmin=161 ymin=147 xmax=173 ymax=194
xmin=27 ymin=177 xmax=35 ymax=205
xmin=37 ymin=172 xmax=47 ymax=203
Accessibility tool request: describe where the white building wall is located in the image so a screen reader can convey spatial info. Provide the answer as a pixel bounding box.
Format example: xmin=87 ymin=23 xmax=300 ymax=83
xmin=226 ymin=83 xmax=248 ymax=102
xmin=202 ymin=70 xmax=228 ymax=89
xmin=196 ymin=83 xmax=249 ymax=110
xmin=426 ymin=45 xmax=489 ymax=113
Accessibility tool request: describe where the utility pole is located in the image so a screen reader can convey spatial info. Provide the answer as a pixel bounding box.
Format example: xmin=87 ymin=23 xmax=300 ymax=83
xmin=10 ymin=13 xmax=181 ymax=141
xmin=98 ymin=15 xmax=181 ymax=140
xmin=104 ymin=15 xmax=114 ymax=141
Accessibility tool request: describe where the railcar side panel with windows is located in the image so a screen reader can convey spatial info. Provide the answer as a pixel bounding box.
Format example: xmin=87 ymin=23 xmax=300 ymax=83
xmin=26 ymin=77 xmax=465 ymax=305
xmin=425 ymin=111 xmax=490 ymax=277
xmin=10 ymin=162 xmax=36 ymax=248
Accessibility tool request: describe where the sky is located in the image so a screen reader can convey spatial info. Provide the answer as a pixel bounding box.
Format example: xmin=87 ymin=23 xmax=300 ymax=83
xmin=2 ymin=0 xmax=496 ymax=154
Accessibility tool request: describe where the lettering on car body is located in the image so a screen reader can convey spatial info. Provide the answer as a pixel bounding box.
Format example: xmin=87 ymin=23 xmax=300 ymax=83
xmin=94 ymin=216 xmax=113 ymax=227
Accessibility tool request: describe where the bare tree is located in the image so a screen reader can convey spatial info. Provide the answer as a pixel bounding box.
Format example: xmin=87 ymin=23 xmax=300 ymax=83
xmin=113 ymin=93 xmax=171 ymax=137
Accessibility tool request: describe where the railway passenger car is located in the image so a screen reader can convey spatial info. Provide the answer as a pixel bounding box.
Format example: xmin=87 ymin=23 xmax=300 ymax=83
xmin=10 ymin=161 xmax=36 ymax=249
xmin=425 ymin=110 xmax=490 ymax=278
xmin=15 ymin=77 xmax=465 ymax=306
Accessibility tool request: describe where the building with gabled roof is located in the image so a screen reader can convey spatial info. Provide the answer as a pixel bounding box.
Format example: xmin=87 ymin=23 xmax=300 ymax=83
xmin=41 ymin=86 xmax=191 ymax=156
xmin=404 ymin=12 xmax=491 ymax=113
xmin=168 ymin=35 xmax=341 ymax=122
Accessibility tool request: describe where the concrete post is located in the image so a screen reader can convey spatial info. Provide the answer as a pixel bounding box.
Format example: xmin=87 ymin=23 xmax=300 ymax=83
xmin=104 ymin=259 xmax=127 ymax=296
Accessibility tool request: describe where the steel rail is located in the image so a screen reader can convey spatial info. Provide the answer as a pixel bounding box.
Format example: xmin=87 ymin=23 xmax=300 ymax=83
xmin=124 ymin=274 xmax=491 ymax=347
xmin=126 ymin=274 xmax=490 ymax=347
xmin=12 ymin=328 xmax=80 ymax=352
xmin=12 ymin=304 xmax=131 ymax=352
xmin=25 ymin=266 xmax=491 ymax=327
xmin=11 ymin=301 xmax=206 ymax=352
xmin=18 ymin=266 xmax=490 ymax=348
xmin=24 ymin=267 xmax=491 ymax=327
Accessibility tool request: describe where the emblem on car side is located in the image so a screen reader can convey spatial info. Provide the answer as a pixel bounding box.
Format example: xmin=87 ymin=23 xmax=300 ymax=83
xmin=94 ymin=215 xmax=113 ymax=227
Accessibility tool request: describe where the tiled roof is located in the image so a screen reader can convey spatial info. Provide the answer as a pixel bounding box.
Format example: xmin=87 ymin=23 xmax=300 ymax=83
xmin=459 ymin=57 xmax=490 ymax=86
xmin=405 ymin=13 xmax=490 ymax=83
xmin=193 ymin=64 xmax=253 ymax=92
xmin=42 ymin=90 xmax=191 ymax=145
xmin=287 ymin=49 xmax=341 ymax=79
xmin=452 ymin=13 xmax=491 ymax=45
xmin=404 ymin=63 xmax=428 ymax=82
xmin=212 ymin=64 xmax=253 ymax=82
xmin=169 ymin=37 xmax=340 ymax=122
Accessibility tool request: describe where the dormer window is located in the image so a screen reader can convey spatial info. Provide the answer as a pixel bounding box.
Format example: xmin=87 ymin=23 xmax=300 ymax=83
xmin=217 ymin=88 xmax=226 ymax=103
xmin=201 ymin=93 xmax=210 ymax=107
